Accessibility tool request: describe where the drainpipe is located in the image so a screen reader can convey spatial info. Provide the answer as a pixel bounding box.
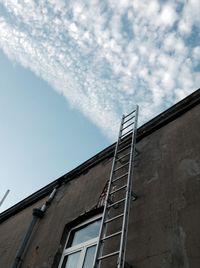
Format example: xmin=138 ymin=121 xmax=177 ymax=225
xmin=11 ymin=188 xmax=57 ymax=268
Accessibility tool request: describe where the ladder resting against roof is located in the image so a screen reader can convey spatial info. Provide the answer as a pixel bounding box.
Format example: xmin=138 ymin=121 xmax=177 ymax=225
xmin=93 ymin=106 xmax=139 ymax=268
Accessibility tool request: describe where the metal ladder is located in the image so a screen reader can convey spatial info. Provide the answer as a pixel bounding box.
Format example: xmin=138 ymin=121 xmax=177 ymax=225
xmin=93 ymin=106 xmax=139 ymax=268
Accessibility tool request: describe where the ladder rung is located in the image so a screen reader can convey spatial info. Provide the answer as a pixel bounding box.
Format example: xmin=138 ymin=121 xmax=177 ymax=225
xmin=118 ymin=138 xmax=131 ymax=147
xmin=117 ymin=144 xmax=131 ymax=154
xmin=107 ymin=198 xmax=126 ymax=208
xmin=124 ymin=110 xmax=136 ymax=118
xmin=123 ymin=115 xmax=135 ymax=124
xmin=112 ymin=172 xmax=128 ymax=183
xmin=110 ymin=185 xmax=127 ymax=195
xmin=98 ymin=251 xmax=119 ymax=260
xmin=101 ymin=231 xmax=122 ymax=241
xmin=120 ymin=129 xmax=133 ymax=138
xmin=116 ymin=152 xmax=131 ymax=162
xmin=105 ymin=213 xmax=124 ymax=223
xmin=114 ymin=162 xmax=129 ymax=172
xmin=122 ymin=122 xmax=134 ymax=131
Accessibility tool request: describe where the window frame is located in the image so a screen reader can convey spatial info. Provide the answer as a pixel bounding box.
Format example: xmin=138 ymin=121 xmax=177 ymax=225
xmin=58 ymin=214 xmax=102 ymax=268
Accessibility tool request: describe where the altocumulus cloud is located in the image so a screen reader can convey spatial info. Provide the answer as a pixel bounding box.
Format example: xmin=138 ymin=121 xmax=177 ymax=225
xmin=0 ymin=0 xmax=199 ymax=139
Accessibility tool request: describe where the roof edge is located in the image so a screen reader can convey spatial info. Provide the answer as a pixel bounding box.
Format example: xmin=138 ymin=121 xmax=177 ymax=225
xmin=0 ymin=88 xmax=199 ymax=223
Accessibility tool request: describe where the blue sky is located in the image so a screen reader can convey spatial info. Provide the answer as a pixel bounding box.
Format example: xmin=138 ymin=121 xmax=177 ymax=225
xmin=0 ymin=0 xmax=199 ymax=212
xmin=0 ymin=50 xmax=110 ymax=212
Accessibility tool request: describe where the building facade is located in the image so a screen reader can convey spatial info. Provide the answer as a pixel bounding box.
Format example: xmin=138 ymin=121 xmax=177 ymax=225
xmin=0 ymin=89 xmax=200 ymax=268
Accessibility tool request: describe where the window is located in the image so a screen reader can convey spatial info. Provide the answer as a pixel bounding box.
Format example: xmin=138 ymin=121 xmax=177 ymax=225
xmin=59 ymin=215 xmax=101 ymax=268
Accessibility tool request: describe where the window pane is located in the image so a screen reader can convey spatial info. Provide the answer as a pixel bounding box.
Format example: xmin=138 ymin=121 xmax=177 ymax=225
xmin=61 ymin=251 xmax=81 ymax=268
xmin=83 ymin=245 xmax=96 ymax=268
xmin=68 ymin=219 xmax=101 ymax=247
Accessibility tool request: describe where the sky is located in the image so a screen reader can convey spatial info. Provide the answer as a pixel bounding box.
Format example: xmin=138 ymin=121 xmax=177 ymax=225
xmin=0 ymin=0 xmax=200 ymax=212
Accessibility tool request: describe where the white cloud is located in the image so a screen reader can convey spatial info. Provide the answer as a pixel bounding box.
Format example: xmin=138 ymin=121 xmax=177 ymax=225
xmin=0 ymin=0 xmax=199 ymax=140
xmin=178 ymin=0 xmax=200 ymax=35
xmin=160 ymin=5 xmax=177 ymax=27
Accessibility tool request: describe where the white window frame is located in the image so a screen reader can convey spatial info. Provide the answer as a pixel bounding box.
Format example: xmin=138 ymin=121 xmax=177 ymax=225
xmin=58 ymin=214 xmax=102 ymax=268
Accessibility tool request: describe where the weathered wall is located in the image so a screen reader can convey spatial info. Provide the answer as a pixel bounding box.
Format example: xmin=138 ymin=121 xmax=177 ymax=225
xmin=127 ymin=104 xmax=200 ymax=268
xmin=0 ymin=103 xmax=199 ymax=268
xmin=0 ymin=158 xmax=112 ymax=268
xmin=0 ymin=196 xmax=47 ymax=267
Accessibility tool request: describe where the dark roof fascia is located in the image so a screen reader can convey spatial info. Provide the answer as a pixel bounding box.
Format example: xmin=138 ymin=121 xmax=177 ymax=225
xmin=0 ymin=144 xmax=115 ymax=223
xmin=0 ymin=88 xmax=199 ymax=223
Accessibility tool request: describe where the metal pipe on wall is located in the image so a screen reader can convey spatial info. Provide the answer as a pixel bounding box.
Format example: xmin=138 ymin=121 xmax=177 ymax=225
xmin=11 ymin=188 xmax=57 ymax=268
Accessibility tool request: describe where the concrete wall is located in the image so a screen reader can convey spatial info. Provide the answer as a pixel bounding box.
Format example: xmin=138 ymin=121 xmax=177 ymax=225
xmin=128 ymin=104 xmax=200 ymax=268
xmin=0 ymin=104 xmax=199 ymax=268
xmin=0 ymin=157 xmax=112 ymax=268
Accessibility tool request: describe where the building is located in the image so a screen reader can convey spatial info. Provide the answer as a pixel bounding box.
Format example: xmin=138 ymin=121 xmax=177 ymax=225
xmin=0 ymin=89 xmax=200 ymax=268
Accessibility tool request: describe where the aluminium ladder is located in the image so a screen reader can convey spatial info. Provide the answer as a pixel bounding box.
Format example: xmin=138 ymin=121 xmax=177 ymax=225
xmin=93 ymin=106 xmax=139 ymax=268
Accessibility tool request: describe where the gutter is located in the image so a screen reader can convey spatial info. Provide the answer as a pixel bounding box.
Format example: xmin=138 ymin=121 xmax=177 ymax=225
xmin=11 ymin=188 xmax=57 ymax=268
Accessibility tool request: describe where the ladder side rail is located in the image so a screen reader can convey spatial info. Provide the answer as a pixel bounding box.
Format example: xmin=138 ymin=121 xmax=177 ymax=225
xmin=117 ymin=105 xmax=139 ymax=268
xmin=93 ymin=115 xmax=125 ymax=268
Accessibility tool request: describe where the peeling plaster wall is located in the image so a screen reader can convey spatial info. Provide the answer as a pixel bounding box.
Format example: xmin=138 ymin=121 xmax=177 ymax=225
xmin=0 ymin=158 xmax=112 ymax=268
xmin=0 ymin=104 xmax=199 ymax=268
